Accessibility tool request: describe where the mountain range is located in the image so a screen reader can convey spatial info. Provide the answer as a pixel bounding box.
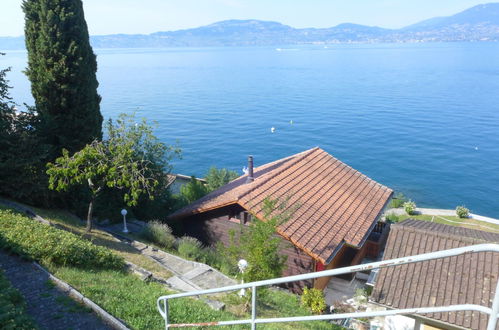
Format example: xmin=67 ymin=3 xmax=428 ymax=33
xmin=1 ymin=3 xmax=499 ymax=49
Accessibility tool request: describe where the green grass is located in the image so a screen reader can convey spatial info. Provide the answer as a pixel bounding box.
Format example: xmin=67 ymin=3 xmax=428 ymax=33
xmin=50 ymin=266 xmax=243 ymax=329
xmin=391 ymin=213 xmax=499 ymax=233
xmin=0 ymin=208 xmax=124 ymax=269
xmin=55 ymin=295 xmax=91 ymax=314
xmin=1 ymin=205 xmax=339 ymax=329
xmin=0 ymin=269 xmax=37 ymax=330
xmin=20 ymin=206 xmax=173 ymax=280
xmin=220 ymin=289 xmax=341 ymax=330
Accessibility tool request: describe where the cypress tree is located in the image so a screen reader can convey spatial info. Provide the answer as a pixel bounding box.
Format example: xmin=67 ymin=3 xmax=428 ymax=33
xmin=23 ymin=0 xmax=102 ymax=154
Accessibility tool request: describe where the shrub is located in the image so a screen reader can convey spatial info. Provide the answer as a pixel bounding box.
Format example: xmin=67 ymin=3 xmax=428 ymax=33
xmin=385 ymin=213 xmax=400 ymax=223
xmin=389 ymin=192 xmax=407 ymax=208
xmin=456 ymin=206 xmax=470 ymax=218
xmin=0 ymin=270 xmax=37 ymax=330
xmin=354 ymin=288 xmax=368 ymax=305
xmin=0 ymin=209 xmax=124 ymax=269
xmin=205 ymin=167 xmax=239 ymax=192
xmin=199 ymin=246 xmax=238 ymax=276
xmin=177 ymin=236 xmax=203 ymax=260
xmin=301 ymin=287 xmax=326 ymax=315
xmin=221 ymin=198 xmax=290 ymax=283
xmin=140 ymin=220 xmax=176 ymax=250
xmin=179 ymin=177 xmax=208 ymax=204
xmin=403 ymin=201 xmax=417 ymax=215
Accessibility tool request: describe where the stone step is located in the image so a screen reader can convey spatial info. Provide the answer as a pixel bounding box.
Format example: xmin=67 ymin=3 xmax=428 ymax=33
xmin=165 ymin=276 xmax=201 ymax=292
xmin=182 ymin=266 xmax=211 ymax=280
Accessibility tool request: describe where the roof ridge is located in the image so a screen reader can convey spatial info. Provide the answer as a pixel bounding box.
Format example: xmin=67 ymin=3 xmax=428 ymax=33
xmin=393 ymin=220 xmax=499 ymax=244
xmin=236 ymin=147 xmax=321 ymax=202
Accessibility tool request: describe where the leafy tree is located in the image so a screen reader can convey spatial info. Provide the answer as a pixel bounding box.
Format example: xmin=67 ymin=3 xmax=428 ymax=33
xmin=205 ymin=167 xmax=239 ymax=192
xmin=179 ymin=177 xmax=208 ymax=205
xmin=46 ymin=113 xmax=181 ymax=231
xmin=222 ymin=198 xmax=290 ymax=283
xmin=0 ymin=55 xmax=50 ymax=201
xmin=23 ymin=0 xmax=102 ymax=154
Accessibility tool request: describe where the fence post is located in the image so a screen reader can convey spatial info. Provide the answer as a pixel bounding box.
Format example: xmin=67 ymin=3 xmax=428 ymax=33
xmin=486 ymin=278 xmax=499 ymax=330
xmin=163 ymin=299 xmax=169 ymax=330
xmin=251 ymin=286 xmax=257 ymax=330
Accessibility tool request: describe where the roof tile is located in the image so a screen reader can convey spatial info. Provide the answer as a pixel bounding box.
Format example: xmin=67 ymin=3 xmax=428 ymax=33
xmin=170 ymin=147 xmax=393 ymax=263
xmin=371 ymin=219 xmax=499 ymax=330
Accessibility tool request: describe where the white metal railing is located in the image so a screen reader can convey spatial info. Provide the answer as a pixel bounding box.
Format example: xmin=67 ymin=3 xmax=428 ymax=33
xmin=157 ymin=244 xmax=499 ymax=329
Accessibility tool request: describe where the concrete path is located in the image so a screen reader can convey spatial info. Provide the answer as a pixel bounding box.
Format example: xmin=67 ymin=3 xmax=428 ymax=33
xmin=0 ymin=251 xmax=111 ymax=330
xmin=385 ymin=207 xmax=499 ymax=225
xmin=104 ymin=223 xmax=236 ymax=294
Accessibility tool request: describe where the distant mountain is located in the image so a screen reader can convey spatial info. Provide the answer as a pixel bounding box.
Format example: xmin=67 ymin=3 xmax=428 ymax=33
xmin=398 ymin=3 xmax=499 ymax=41
xmin=2 ymin=3 xmax=499 ymax=49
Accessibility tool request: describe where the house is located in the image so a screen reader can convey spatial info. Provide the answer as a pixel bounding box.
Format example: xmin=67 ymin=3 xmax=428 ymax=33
xmin=370 ymin=219 xmax=499 ymax=330
xmin=169 ymin=147 xmax=393 ymax=291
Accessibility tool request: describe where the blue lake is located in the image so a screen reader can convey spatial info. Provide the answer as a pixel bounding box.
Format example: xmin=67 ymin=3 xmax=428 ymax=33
xmin=2 ymin=43 xmax=499 ymax=217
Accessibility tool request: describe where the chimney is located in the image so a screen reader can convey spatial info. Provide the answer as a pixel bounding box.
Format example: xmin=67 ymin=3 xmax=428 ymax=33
xmin=246 ymin=155 xmax=254 ymax=183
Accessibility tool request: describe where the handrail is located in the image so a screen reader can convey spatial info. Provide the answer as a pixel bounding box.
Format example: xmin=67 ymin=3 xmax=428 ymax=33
xmin=157 ymin=243 xmax=499 ymax=329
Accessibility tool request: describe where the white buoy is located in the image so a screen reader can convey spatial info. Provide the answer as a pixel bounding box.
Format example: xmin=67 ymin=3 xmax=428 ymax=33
xmin=289 ymin=120 xmax=293 ymax=125
xmin=271 ymin=127 xmax=276 ymax=133
xmin=474 ymin=146 xmax=479 ymax=150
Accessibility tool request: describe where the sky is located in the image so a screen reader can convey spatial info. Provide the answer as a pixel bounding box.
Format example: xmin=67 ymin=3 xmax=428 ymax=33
xmin=0 ymin=0 xmax=493 ymax=37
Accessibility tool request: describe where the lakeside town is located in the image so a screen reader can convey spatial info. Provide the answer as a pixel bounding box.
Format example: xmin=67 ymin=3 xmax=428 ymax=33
xmin=1 ymin=1 xmax=499 ymax=330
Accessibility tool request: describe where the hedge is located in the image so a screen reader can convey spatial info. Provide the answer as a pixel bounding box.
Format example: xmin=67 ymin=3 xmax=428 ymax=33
xmin=0 ymin=209 xmax=124 ymax=269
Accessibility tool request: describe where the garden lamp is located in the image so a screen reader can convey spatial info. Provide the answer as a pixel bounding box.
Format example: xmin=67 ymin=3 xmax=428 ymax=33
xmin=238 ymin=259 xmax=248 ymax=296
xmin=121 ymin=208 xmax=129 ymax=233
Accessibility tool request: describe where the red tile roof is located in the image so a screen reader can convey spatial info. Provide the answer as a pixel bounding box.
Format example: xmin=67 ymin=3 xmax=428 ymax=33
xmin=170 ymin=147 xmax=393 ymax=264
xmin=371 ymin=220 xmax=499 ymax=330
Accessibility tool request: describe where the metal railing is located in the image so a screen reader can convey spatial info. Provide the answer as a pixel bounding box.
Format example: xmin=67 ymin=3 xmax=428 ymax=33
xmin=157 ymin=243 xmax=499 ymax=329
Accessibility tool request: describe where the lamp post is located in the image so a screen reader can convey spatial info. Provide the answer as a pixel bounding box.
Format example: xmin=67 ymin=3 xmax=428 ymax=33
xmin=237 ymin=259 xmax=248 ymax=297
xmin=121 ymin=209 xmax=129 ymax=233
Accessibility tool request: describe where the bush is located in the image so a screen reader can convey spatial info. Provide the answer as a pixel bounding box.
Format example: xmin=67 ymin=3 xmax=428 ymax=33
xmin=301 ymin=287 xmax=326 ymax=315
xmin=456 ymin=206 xmax=470 ymax=218
xmin=139 ymin=220 xmax=175 ymax=250
xmin=0 ymin=270 xmax=37 ymax=330
xmin=221 ymin=198 xmax=290 ymax=283
xmin=199 ymin=246 xmax=238 ymax=276
xmin=403 ymin=201 xmax=417 ymax=215
xmin=389 ymin=192 xmax=407 ymax=208
xmin=0 ymin=209 xmax=124 ymax=269
xmin=205 ymin=167 xmax=239 ymax=192
xmin=177 ymin=236 xmax=203 ymax=260
xmin=385 ymin=213 xmax=400 ymax=223
xmin=354 ymin=288 xmax=368 ymax=305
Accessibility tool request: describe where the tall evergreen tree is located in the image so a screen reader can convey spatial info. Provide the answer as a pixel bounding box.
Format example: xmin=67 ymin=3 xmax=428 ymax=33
xmin=23 ymin=0 xmax=102 ymax=154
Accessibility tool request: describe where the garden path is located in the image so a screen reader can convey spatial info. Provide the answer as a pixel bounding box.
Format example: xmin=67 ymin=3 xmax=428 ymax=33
xmin=104 ymin=223 xmax=236 ymax=293
xmin=0 ymin=251 xmax=111 ymax=330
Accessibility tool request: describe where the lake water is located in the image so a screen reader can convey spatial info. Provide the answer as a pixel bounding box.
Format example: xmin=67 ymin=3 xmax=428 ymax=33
xmin=2 ymin=43 xmax=499 ymax=218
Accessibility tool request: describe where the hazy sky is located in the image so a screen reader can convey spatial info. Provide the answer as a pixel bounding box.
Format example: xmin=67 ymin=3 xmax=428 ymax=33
xmin=0 ymin=0 xmax=493 ymax=37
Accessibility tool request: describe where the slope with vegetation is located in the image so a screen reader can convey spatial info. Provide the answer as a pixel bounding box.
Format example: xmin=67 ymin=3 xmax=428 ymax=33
xmin=0 ymin=206 xmax=339 ymax=329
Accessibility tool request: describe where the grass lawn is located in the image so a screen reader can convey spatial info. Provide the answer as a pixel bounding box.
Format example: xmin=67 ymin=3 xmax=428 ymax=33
xmin=27 ymin=206 xmax=173 ymax=280
xmin=393 ymin=213 xmax=499 ymax=233
xmin=221 ymin=289 xmax=338 ymax=330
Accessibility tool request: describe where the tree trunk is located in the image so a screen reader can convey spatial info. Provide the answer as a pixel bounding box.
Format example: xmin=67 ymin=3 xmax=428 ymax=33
xmin=86 ymin=197 xmax=94 ymax=232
